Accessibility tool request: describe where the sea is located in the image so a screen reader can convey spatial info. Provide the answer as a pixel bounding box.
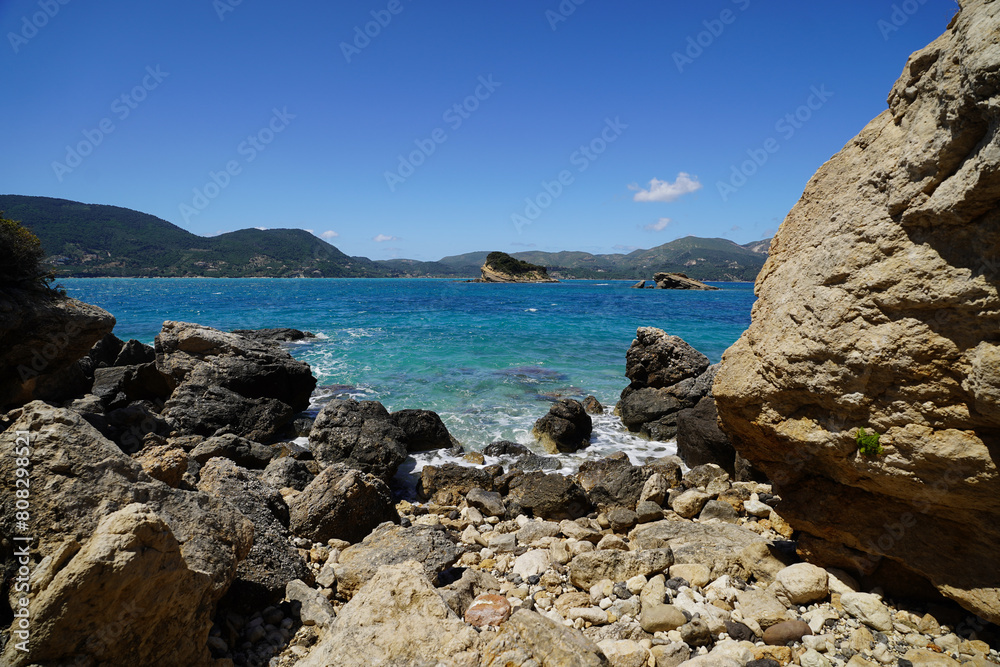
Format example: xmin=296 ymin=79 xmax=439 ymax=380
xmin=62 ymin=278 xmax=755 ymax=483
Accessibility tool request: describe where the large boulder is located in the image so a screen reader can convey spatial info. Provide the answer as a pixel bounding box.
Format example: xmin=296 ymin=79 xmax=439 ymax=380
xmin=532 ymin=398 xmax=593 ymax=454
xmin=481 ymin=609 xmax=609 ymax=666
xmin=197 ymin=457 xmax=312 ymax=608
xmin=505 ymin=471 xmax=592 ymax=521
xmin=308 ymin=399 xmax=408 ymax=482
xmin=333 ymin=523 xmax=463 ymax=599
xmin=576 ymin=452 xmax=652 ymax=510
xmin=416 ymin=462 xmax=504 ymax=504
xmin=287 ymin=464 xmax=399 ymax=544
xmin=298 ymin=561 xmax=481 ymax=667
xmin=391 ymin=408 xmax=455 ymax=451
xmin=676 ymin=395 xmax=738 ymax=476
xmin=713 ymin=0 xmax=1000 ymax=624
xmin=616 ymin=328 xmax=723 ymax=444
xmin=156 ymin=321 xmax=316 ymax=444
xmin=0 ymin=402 xmax=253 ymax=666
xmin=0 ymin=288 xmax=115 ymax=407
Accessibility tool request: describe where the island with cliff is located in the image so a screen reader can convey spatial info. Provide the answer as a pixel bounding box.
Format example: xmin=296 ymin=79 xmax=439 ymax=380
xmin=476 ymin=251 xmax=559 ymax=283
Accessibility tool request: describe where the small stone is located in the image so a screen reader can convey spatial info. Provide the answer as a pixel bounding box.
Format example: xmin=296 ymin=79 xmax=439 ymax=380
xmin=699 ymin=499 xmax=740 ymax=523
xmin=902 ymin=648 xmax=963 ymax=666
xmin=626 ymin=574 xmax=647 ymax=595
xmin=463 ymin=451 xmax=485 ymax=464
xmin=651 ymin=642 xmax=691 ymax=667
xmin=639 ymin=603 xmax=687 ymax=633
xmin=669 ymin=564 xmax=711 ymax=588
xmin=567 ymin=606 xmax=609 ymax=625
xmin=736 ymin=588 xmax=788 ymax=629
xmin=841 ymin=592 xmax=893 ymax=632
xmin=639 ymin=473 xmax=670 ymax=506
xmin=768 ymin=510 xmax=794 ymax=538
xmin=744 ymin=497 xmax=772 ymax=517
xmin=596 ymin=534 xmax=630 ymax=551
xmin=597 ymin=639 xmax=649 ymax=667
xmin=724 ymin=619 xmax=758 ymax=642
xmin=464 ymin=594 xmax=512 ymax=627
xmin=608 ymin=507 xmax=639 ymax=533
xmin=762 ymin=619 xmax=812 ymax=645
xmin=772 ymin=562 xmax=829 ymax=606
xmin=636 ymin=500 xmax=664 ymax=523
xmin=516 ymin=519 xmax=561 ymax=545
xmin=512 ymin=549 xmax=551 ymax=580
xmin=612 ymin=582 xmax=633 ymax=599
xmin=467 ymin=487 xmax=506 ymax=517
xmin=672 ymin=489 xmax=712 ymax=519
xmin=487 ymin=532 xmax=517 ymax=553
xmin=753 ymin=646 xmax=792 ymax=664
xmin=799 ymin=648 xmax=833 ymax=667
xmin=678 ymin=617 xmax=712 ymax=647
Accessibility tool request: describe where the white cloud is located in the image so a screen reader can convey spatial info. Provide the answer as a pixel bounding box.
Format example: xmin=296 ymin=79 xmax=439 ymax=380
xmin=320 ymin=230 xmax=339 ymax=239
xmin=630 ymin=173 xmax=702 ymax=203
xmin=304 ymin=228 xmax=314 ymax=234
xmin=373 ymin=234 xmax=398 ymax=243
xmin=254 ymin=226 xmax=268 ymax=230
xmin=613 ymin=244 xmax=638 ymax=252
xmin=644 ymin=217 xmax=671 ymax=232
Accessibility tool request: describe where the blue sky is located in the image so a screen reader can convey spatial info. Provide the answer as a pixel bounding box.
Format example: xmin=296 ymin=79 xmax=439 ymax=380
xmin=1 ymin=0 xmax=959 ymax=260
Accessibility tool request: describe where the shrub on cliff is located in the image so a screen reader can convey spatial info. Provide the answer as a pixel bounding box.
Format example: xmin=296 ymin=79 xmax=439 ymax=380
xmin=0 ymin=212 xmax=52 ymax=287
xmin=485 ymin=251 xmax=549 ymax=277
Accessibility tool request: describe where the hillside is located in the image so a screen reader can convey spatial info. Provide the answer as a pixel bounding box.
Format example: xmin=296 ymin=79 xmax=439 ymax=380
xmin=2 ymin=195 xmax=769 ymax=281
xmin=0 ymin=195 xmax=386 ymax=278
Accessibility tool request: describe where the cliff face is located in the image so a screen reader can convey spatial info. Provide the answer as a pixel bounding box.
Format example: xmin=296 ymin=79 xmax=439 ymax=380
xmin=478 ymin=252 xmax=558 ymax=283
xmin=714 ymin=0 xmax=1000 ymax=623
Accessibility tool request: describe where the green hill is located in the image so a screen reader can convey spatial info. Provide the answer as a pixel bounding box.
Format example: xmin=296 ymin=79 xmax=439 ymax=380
xmin=1 ymin=194 xmax=770 ymax=281
xmin=0 ymin=195 xmax=386 ymax=278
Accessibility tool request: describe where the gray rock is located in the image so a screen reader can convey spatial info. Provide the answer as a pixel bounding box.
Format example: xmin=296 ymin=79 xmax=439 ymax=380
xmin=569 ymin=548 xmax=673 ymax=590
xmin=624 ymin=327 xmax=710 ymax=390
xmin=417 ymin=462 xmax=504 ymax=503
xmin=676 ymin=395 xmax=736 ymax=476
xmin=190 ymin=433 xmax=273 ymax=469
xmin=515 ymin=519 xmax=561 ymax=545
xmin=682 ymin=463 xmax=729 ymax=489
xmin=679 ymin=617 xmax=713 ymax=646
xmin=699 ymin=499 xmax=739 ymax=523
xmin=736 ymin=588 xmax=788 ymax=629
xmin=506 ymin=471 xmax=592 ymax=521
xmin=636 ymin=500 xmax=663 ymax=523
xmin=629 ymin=520 xmax=768 ymax=580
xmin=577 ymin=453 xmax=652 ymax=510
xmin=532 ymin=398 xmax=593 ymax=453
xmin=607 ymin=507 xmax=638 ymax=532
xmin=261 ymin=456 xmax=318 ymax=492
xmin=198 ymin=457 xmax=312 ymax=608
xmin=287 ymin=464 xmax=398 ymax=544
xmin=439 ymin=568 xmax=502 ymax=618
xmin=467 ymin=487 xmax=506 ymax=517
xmin=840 ymin=592 xmax=894 ymax=632
xmin=334 ymin=523 xmax=462 ymax=599
xmin=390 ymin=408 xmax=455 ymax=451
xmin=308 ymin=399 xmax=408 ymax=483
xmin=285 ymin=579 xmax=336 ymax=628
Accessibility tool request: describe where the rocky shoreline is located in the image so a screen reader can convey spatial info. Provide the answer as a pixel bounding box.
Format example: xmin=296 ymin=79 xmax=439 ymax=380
xmin=0 ymin=305 xmax=996 ymax=666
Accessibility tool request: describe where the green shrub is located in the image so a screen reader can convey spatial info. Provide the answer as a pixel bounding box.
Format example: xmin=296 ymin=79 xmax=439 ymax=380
xmin=0 ymin=213 xmax=52 ymax=287
xmin=856 ymin=427 xmax=883 ymax=458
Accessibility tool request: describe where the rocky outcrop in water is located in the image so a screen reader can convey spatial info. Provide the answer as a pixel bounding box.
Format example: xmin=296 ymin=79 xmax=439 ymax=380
xmin=477 ymin=251 xmax=558 ymax=283
xmin=714 ymin=0 xmax=1000 ymax=624
xmin=653 ymin=272 xmax=719 ymax=291
xmin=156 ymin=321 xmax=316 ymax=444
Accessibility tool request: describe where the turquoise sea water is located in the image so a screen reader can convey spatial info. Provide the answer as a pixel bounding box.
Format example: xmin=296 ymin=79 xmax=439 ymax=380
xmin=62 ymin=278 xmax=755 ymax=472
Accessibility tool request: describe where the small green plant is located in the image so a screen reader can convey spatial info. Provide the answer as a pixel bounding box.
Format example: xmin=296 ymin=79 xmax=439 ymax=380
xmin=856 ymin=427 xmax=883 ymax=458
xmin=0 ymin=212 xmax=53 ymax=288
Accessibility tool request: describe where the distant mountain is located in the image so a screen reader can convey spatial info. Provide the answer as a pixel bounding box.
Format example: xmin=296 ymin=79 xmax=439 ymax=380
xmin=1 ymin=195 xmax=769 ymax=281
xmin=0 ymin=195 xmax=386 ymax=278
xmin=741 ymin=238 xmax=772 ymax=255
xmin=386 ymin=237 xmax=769 ymax=281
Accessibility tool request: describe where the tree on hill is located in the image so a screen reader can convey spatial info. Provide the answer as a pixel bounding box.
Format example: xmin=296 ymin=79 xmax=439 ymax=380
xmin=0 ymin=212 xmax=52 ymax=288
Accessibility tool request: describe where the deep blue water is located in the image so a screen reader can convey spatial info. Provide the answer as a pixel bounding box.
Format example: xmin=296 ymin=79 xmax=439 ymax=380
xmin=62 ymin=278 xmax=754 ymax=469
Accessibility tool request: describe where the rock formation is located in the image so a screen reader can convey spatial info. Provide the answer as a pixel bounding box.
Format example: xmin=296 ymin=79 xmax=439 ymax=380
xmin=156 ymin=321 xmax=316 ymax=443
xmin=653 ymin=272 xmax=719 ymax=291
xmin=0 ymin=286 xmax=115 ymax=407
xmin=477 ymin=251 xmax=558 ymax=283
xmin=714 ymin=0 xmax=1000 ymax=624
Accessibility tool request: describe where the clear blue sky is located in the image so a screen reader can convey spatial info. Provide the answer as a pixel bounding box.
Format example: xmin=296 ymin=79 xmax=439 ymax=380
xmin=1 ymin=0 xmax=958 ymax=260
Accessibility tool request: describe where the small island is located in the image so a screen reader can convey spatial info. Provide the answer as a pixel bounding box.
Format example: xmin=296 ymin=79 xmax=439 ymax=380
xmin=476 ymin=251 xmax=558 ymax=283
xmin=632 ymin=272 xmax=719 ymax=291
